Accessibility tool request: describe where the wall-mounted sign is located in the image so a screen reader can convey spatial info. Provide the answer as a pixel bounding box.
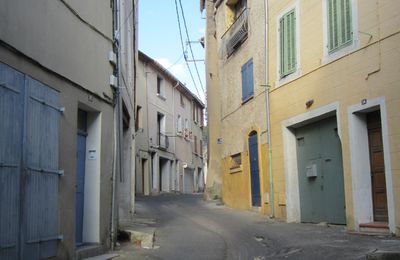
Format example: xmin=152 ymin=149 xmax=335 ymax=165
xmin=88 ymin=149 xmax=97 ymax=160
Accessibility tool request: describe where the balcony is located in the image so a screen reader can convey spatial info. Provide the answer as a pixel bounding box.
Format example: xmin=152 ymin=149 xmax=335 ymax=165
xmin=157 ymin=133 xmax=169 ymax=150
xmin=222 ymin=8 xmax=249 ymax=57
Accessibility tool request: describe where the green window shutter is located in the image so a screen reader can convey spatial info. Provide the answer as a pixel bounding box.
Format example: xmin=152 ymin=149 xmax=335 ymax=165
xmin=327 ymin=0 xmax=352 ymax=53
xmin=280 ymin=9 xmax=296 ymax=77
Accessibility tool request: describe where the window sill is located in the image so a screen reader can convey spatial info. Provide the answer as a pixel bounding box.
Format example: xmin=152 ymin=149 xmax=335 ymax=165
xmin=275 ymin=69 xmax=302 ymax=88
xmin=241 ymin=95 xmax=254 ymax=105
xmin=157 ymin=94 xmax=166 ymax=101
xmin=229 ymin=165 xmax=242 ymax=174
xmin=322 ymin=40 xmax=359 ymax=65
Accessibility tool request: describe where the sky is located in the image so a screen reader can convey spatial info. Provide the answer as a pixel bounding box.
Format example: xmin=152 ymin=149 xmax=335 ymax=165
xmin=138 ymin=0 xmax=206 ymax=103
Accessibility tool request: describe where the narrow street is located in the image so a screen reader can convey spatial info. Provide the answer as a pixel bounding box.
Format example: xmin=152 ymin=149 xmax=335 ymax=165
xmin=113 ymin=194 xmax=400 ymax=260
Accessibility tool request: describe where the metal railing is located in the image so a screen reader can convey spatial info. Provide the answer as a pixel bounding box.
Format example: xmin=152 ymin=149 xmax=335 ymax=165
xmin=157 ymin=133 xmax=169 ymax=150
xmin=222 ymin=8 xmax=249 ymax=56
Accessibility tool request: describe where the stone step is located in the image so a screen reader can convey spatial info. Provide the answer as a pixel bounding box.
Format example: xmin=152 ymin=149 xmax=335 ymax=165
xmin=123 ymin=227 xmax=156 ymax=249
xmin=359 ymin=222 xmax=390 ymax=235
xmin=82 ymin=253 xmax=119 ymax=260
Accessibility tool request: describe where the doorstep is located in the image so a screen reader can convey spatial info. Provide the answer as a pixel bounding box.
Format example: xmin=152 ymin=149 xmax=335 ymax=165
xmin=359 ymin=222 xmax=390 ymax=235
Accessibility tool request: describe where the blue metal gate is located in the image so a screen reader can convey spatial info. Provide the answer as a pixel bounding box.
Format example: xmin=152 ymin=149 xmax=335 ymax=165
xmin=0 ymin=63 xmax=62 ymax=260
xmin=249 ymin=132 xmax=261 ymax=207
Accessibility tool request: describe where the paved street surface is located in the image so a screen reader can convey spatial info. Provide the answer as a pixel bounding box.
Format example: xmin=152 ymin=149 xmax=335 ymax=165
xmin=113 ymin=194 xmax=399 ymax=260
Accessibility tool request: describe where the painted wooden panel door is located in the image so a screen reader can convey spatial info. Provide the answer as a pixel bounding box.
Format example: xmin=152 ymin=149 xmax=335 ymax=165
xmin=367 ymin=111 xmax=388 ymax=222
xmin=296 ymin=117 xmax=346 ymax=224
xmin=248 ymin=133 xmax=261 ymax=207
xmin=0 ymin=63 xmax=24 ymax=260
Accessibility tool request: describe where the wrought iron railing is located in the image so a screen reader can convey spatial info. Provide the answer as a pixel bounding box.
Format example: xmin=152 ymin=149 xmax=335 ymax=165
xmin=222 ymin=8 xmax=249 ymax=56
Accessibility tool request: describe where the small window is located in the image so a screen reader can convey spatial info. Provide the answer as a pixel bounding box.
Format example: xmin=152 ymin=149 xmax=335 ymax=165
xmin=327 ymin=0 xmax=353 ymax=53
xmin=194 ymin=135 xmax=198 ymax=154
xmin=230 ymin=153 xmax=242 ymax=169
xmin=200 ymin=140 xmax=203 ymax=156
xmin=180 ymin=94 xmax=185 ymax=107
xmin=279 ymin=9 xmax=297 ymax=78
xmin=241 ymin=58 xmax=254 ymax=102
xmin=157 ymin=76 xmax=165 ymax=98
xmin=135 ymin=106 xmax=142 ymax=131
xmin=177 ymin=115 xmax=183 ymax=134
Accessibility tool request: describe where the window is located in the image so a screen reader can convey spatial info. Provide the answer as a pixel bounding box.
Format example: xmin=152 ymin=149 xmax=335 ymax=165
xmin=279 ymin=9 xmax=296 ymax=78
xmin=180 ymin=93 xmax=185 ymax=107
xmin=327 ymin=0 xmax=352 ymax=53
xmin=241 ymin=58 xmax=254 ymax=102
xmin=157 ymin=76 xmax=165 ymax=98
xmin=230 ymin=153 xmax=242 ymax=169
xmin=177 ymin=115 xmax=183 ymax=134
xmin=200 ymin=140 xmax=203 ymax=156
xmin=227 ymin=0 xmax=247 ymax=24
xmin=135 ymin=106 xmax=142 ymax=131
xmin=194 ymin=135 xmax=198 ymax=154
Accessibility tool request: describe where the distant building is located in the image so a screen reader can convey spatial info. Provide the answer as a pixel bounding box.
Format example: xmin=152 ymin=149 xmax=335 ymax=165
xmin=203 ymin=0 xmax=400 ymax=236
xmin=136 ymin=51 xmax=205 ymax=196
xmin=0 ymin=0 xmax=137 ymax=259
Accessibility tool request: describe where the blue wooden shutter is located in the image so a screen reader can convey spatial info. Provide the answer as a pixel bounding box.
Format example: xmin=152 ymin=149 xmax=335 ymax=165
xmin=327 ymin=0 xmax=352 ymax=53
xmin=280 ymin=9 xmax=296 ymax=77
xmin=0 ymin=63 xmax=25 ymax=260
xmin=23 ymin=77 xmax=61 ymax=260
xmin=241 ymin=58 xmax=253 ymax=102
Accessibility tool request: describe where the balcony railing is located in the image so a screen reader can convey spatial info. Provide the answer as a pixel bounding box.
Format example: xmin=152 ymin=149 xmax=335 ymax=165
xmin=157 ymin=133 xmax=169 ymax=150
xmin=222 ymin=8 xmax=249 ymax=56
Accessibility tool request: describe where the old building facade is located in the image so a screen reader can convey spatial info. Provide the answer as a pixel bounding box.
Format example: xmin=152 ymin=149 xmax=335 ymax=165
xmin=0 ymin=0 xmax=137 ymax=259
xmin=204 ymin=0 xmax=400 ymax=235
xmin=136 ymin=51 xmax=205 ymax=196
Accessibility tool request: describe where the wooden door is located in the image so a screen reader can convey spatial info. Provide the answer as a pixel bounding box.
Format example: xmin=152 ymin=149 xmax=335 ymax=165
xmin=248 ymin=132 xmax=261 ymax=207
xmin=367 ymin=111 xmax=388 ymax=222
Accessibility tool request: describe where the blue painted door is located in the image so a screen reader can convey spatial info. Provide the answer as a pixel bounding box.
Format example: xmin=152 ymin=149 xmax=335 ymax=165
xmin=0 ymin=62 xmax=61 ymax=260
xmin=75 ymin=131 xmax=86 ymax=246
xmin=249 ymin=133 xmax=261 ymax=207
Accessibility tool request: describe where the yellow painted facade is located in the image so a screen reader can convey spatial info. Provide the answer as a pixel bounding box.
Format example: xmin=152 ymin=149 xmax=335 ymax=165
xmin=204 ymin=0 xmax=400 ymax=235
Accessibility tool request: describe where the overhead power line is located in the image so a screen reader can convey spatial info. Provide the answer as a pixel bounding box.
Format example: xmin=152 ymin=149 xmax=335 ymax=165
xmin=178 ymin=0 xmax=205 ymax=94
xmin=174 ymin=0 xmax=202 ymax=98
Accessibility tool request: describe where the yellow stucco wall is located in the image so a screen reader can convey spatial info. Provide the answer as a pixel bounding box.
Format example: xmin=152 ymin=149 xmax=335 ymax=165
xmin=207 ymin=0 xmax=399 ymax=234
xmin=267 ymin=0 xmax=400 ymax=233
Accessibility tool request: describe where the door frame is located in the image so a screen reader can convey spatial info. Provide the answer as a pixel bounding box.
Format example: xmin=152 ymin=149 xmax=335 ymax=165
xmin=348 ymin=97 xmax=395 ymax=233
xmin=282 ymin=102 xmax=341 ymax=222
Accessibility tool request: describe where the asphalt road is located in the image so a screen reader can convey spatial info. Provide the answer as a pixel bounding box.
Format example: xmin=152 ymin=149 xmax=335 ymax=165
xmin=114 ymin=194 xmax=400 ymax=260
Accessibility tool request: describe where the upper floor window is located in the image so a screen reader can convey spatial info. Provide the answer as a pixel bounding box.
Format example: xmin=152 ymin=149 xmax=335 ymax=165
xmin=135 ymin=105 xmax=142 ymax=131
xmin=157 ymin=76 xmax=165 ymax=98
xmin=241 ymin=58 xmax=254 ymax=102
xmin=279 ymin=9 xmax=297 ymax=78
xmin=177 ymin=115 xmax=183 ymax=134
xmin=327 ymin=0 xmax=353 ymax=54
xmin=223 ymin=0 xmax=249 ymax=56
xmin=180 ymin=93 xmax=185 ymax=107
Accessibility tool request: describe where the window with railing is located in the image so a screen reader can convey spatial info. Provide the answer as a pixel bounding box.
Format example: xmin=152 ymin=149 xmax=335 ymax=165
xmin=222 ymin=0 xmax=249 ymax=56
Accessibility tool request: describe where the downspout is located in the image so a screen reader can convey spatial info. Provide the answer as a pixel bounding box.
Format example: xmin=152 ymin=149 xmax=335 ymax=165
xmin=263 ymin=0 xmax=274 ymax=218
xmin=111 ymin=0 xmax=123 ymax=250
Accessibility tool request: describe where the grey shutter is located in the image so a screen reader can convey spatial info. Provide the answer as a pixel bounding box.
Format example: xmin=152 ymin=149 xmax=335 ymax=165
xmin=22 ymin=77 xmax=60 ymax=259
xmin=0 ymin=63 xmax=25 ymax=260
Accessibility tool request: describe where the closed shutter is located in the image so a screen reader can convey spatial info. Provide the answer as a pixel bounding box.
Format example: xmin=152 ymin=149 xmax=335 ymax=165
xmin=241 ymin=58 xmax=253 ymax=102
xmin=23 ymin=76 xmax=61 ymax=259
xmin=0 ymin=62 xmax=61 ymax=260
xmin=0 ymin=63 xmax=25 ymax=260
xmin=327 ymin=0 xmax=352 ymax=53
xmin=280 ymin=9 xmax=296 ymax=77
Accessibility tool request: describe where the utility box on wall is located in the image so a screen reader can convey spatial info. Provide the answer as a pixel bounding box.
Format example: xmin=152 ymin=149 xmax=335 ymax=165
xmin=306 ymin=163 xmax=317 ymax=178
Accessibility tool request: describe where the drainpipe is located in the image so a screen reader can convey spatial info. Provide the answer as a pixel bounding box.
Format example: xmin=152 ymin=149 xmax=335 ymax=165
xmin=263 ymin=0 xmax=274 ymax=218
xmin=111 ymin=0 xmax=123 ymax=250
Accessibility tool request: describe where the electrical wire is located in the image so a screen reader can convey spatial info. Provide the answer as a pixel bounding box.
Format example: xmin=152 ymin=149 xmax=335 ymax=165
xmin=178 ymin=0 xmax=205 ymax=94
xmin=174 ymin=0 xmax=202 ymax=98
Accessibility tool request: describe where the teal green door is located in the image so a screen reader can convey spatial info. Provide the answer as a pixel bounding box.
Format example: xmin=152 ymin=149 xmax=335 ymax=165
xmin=296 ymin=116 xmax=346 ymax=224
